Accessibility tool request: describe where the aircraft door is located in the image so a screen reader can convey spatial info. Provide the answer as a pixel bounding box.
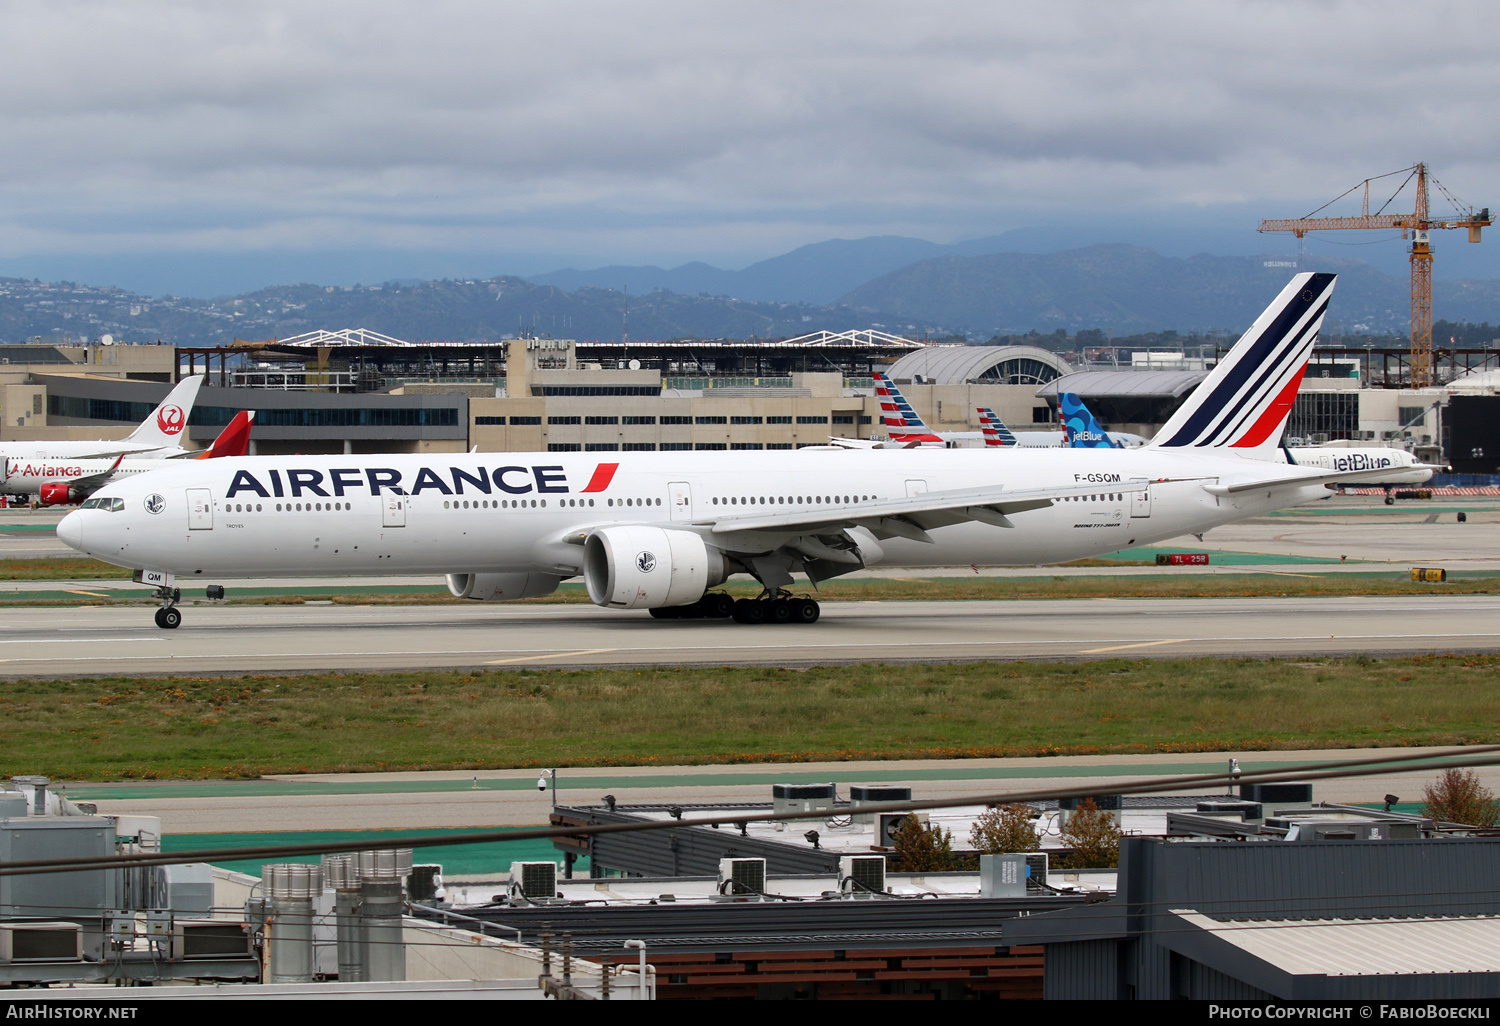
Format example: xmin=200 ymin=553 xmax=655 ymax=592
xmin=187 ymin=488 xmax=213 ymax=530
xmin=668 ymin=481 xmax=692 ymax=522
xmin=382 ymin=488 xmax=407 ymax=528
xmin=1131 ymin=482 xmax=1151 ymax=518
xmin=905 ymin=479 xmax=927 ymax=497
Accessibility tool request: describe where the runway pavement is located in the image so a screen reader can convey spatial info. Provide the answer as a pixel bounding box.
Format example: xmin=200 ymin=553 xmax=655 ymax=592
xmin=4 ymin=593 xmax=1498 ymax=676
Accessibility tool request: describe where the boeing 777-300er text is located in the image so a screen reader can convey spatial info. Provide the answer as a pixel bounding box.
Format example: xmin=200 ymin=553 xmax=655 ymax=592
xmin=0 ymin=375 xmax=206 ymax=469
xmin=58 ymin=273 xmax=1436 ymax=629
xmin=5 ymin=411 xmax=254 ymax=506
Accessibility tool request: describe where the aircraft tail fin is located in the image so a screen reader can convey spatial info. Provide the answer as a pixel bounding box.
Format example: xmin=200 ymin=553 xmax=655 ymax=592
xmin=977 ymin=407 xmax=1018 ymax=447
xmin=196 ymin=411 xmax=254 ymax=459
xmin=873 ymin=373 xmax=942 ymax=442
xmin=123 ymin=375 xmax=205 ymax=450
xmin=1059 ymin=394 xmax=1119 ymax=449
xmin=1148 ymin=272 xmax=1335 ymax=456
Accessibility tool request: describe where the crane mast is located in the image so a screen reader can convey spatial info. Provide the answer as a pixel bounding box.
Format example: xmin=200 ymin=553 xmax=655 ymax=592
xmin=1259 ymin=164 xmax=1491 ymax=388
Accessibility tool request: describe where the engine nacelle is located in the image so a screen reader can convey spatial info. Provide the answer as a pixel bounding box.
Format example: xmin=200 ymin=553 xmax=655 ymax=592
xmin=39 ymin=482 xmax=80 ymax=506
xmin=583 ymin=526 xmax=727 ymax=609
xmin=445 ymin=572 xmax=562 ymax=601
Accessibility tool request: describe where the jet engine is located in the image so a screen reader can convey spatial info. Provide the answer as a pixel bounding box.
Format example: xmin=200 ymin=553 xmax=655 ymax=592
xmin=445 ymin=573 xmax=562 ymax=601
xmin=583 ymin=526 xmax=728 ymax=609
xmin=39 ymin=482 xmax=81 ymax=506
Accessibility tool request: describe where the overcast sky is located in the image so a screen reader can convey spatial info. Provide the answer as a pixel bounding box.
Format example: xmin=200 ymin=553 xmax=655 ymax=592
xmin=0 ymin=0 xmax=1495 ymax=295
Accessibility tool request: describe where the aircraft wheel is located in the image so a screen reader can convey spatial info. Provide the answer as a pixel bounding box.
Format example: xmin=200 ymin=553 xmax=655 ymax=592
xmin=701 ymin=593 xmax=734 ymax=618
xmin=155 ymin=607 xmax=181 ymax=630
xmin=732 ymin=598 xmax=767 ymax=625
xmin=793 ymin=598 xmax=820 ymax=624
xmin=768 ymin=599 xmax=795 ymax=624
xmin=1385 ymin=495 xmax=1395 ymax=505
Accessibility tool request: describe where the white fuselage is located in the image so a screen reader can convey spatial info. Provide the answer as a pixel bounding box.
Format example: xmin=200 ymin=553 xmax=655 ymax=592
xmin=59 ymin=447 xmax=1337 ymax=582
xmin=3 ymin=455 xmax=190 ymax=499
xmin=1283 ymin=447 xmax=1432 ymax=485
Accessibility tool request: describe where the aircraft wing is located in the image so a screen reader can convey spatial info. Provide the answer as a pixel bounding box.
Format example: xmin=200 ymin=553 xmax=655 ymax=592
xmin=1205 ymin=463 xmax=1446 ymax=496
xmin=705 ymin=479 xmax=1149 ymax=543
xmin=59 ymin=455 xmax=126 ymax=499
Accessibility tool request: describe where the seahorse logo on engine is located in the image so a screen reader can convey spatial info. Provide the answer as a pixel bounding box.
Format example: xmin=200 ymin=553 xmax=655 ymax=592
xmin=636 ymin=551 xmax=657 ymax=573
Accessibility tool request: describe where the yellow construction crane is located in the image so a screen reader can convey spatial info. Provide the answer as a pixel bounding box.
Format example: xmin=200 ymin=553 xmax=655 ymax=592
xmin=1259 ymin=163 xmax=1492 ymax=388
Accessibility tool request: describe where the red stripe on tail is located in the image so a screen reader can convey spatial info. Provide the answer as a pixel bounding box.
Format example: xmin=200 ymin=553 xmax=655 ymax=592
xmin=1230 ymin=365 xmax=1307 ymax=448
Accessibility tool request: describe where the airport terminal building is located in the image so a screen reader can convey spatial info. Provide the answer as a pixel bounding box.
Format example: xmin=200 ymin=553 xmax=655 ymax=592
xmin=0 ymin=332 xmax=1491 ymax=467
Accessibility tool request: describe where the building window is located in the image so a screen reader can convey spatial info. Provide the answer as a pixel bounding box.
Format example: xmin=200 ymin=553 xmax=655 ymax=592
xmin=475 ymin=416 xmax=505 ymax=425
xmin=661 ymin=415 xmax=693 ymax=425
xmin=730 ymin=416 xmax=762 ymax=425
xmin=765 ymin=415 xmax=792 ymax=424
xmin=858 ymin=415 xmax=872 ymax=424
xmin=585 ymin=416 xmax=618 ymax=425
xmin=622 ymin=442 xmax=656 ymax=451
xmin=660 ymin=442 xmax=693 ymax=450
xmin=1398 ymin=406 xmax=1428 ymax=428
xmin=538 ymin=385 xmax=661 ymax=396
xmin=730 ymin=442 xmax=763 ymax=449
xmin=832 ymin=415 xmax=853 ymax=424
xmin=1033 ymin=407 xmax=1054 ymax=424
xmin=766 ymin=442 xmax=793 ymax=449
xmin=509 ymin=416 xmax=541 ymax=425
xmin=1288 ymin=393 xmax=1359 ymax=441
xmin=694 ymin=442 xmax=727 ymax=450
xmin=695 ymin=416 xmax=727 ymax=425
xmin=622 ymin=416 xmax=657 ymax=425
xmin=797 ymin=415 xmax=827 ymax=424
xmin=547 ymin=442 xmax=581 ymax=451
xmin=548 ymin=416 xmax=581 ymax=425
xmin=584 ymin=443 xmax=620 ymax=451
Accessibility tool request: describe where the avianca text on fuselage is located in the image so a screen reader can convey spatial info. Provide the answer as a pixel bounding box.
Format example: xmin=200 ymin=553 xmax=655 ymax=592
xmin=224 ymin=462 xmax=618 ymax=500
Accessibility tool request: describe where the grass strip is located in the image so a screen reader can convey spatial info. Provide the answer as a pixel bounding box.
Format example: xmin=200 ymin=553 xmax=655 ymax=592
xmin=5 ymin=654 xmax=1499 ymax=781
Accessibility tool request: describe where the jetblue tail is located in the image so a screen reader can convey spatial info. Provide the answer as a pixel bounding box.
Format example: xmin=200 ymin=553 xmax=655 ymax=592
xmin=1148 ymin=273 xmax=1335 ymax=456
xmin=977 ymin=407 xmax=1018 ymax=447
xmin=872 ymin=373 xmax=942 ymax=443
xmin=1059 ymin=394 xmax=1120 ymax=449
xmin=123 ymin=375 xmax=205 ymax=450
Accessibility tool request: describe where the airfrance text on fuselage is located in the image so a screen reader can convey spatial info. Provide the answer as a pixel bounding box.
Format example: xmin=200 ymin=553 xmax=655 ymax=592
xmin=224 ymin=465 xmax=596 ymax=499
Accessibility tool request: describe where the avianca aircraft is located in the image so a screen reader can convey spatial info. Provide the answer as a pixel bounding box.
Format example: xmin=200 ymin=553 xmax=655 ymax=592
xmin=0 ymin=374 xmax=205 ymax=465
xmin=59 ymin=273 xmax=1432 ymax=630
xmin=6 ymin=412 xmax=254 ymax=506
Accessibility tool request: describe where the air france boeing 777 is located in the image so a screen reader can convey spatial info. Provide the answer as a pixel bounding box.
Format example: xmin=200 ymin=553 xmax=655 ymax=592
xmin=59 ymin=274 xmax=1428 ymax=629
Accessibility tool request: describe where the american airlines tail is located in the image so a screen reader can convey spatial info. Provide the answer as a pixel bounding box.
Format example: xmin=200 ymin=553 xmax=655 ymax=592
xmin=123 ymin=375 xmax=205 ymax=450
xmin=1148 ymin=272 xmax=1335 ymax=456
xmin=977 ymin=407 xmax=1018 ymax=447
xmin=872 ymin=373 xmax=943 ymax=444
xmin=1059 ymin=394 xmax=1120 ymax=449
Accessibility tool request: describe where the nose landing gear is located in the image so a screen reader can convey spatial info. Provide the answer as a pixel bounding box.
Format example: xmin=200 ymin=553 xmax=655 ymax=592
xmin=152 ymin=586 xmax=182 ymax=629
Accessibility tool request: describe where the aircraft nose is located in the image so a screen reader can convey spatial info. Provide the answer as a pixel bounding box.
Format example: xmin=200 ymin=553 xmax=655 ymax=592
xmin=56 ymin=510 xmax=83 ymax=552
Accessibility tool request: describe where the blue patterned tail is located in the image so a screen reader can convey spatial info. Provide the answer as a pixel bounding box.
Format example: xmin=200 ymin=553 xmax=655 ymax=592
xmin=1059 ymin=394 xmax=1119 ymax=448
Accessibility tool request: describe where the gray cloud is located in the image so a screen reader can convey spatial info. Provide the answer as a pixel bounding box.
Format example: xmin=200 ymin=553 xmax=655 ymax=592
xmin=0 ymin=0 xmax=1494 ymax=280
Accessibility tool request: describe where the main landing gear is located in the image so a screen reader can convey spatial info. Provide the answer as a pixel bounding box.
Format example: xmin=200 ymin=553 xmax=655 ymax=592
xmin=648 ymin=590 xmax=821 ymax=624
xmin=153 ymin=586 xmax=182 ymax=630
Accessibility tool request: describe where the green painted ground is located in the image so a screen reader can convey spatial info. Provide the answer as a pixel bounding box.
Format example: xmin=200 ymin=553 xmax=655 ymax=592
xmin=1103 ymin=546 xmax=1351 ymax=565
xmin=161 ymin=828 xmax=586 ymax=877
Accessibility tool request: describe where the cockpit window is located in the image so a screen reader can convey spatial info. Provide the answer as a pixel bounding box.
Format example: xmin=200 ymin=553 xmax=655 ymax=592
xmin=80 ymin=497 xmax=125 ymax=512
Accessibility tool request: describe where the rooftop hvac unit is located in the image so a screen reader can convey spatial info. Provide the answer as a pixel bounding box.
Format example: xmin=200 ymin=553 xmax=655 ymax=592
xmin=718 ymin=857 xmax=766 ymax=896
xmin=1240 ymin=782 xmax=1313 ymax=813
xmin=1197 ymin=800 xmax=1264 ymax=823
xmin=509 ymin=861 xmax=558 ymax=901
xmin=876 ymin=812 xmax=921 ymax=848
xmin=0 ymin=922 xmax=81 ymax=962
xmin=1026 ymin=853 xmax=1049 ymax=891
xmin=772 ymin=783 xmax=836 ymax=817
xmin=979 ymin=853 xmax=1027 ymax=898
xmin=171 ymin=920 xmax=252 ymax=960
xmin=839 ymin=855 xmax=887 ymax=895
xmin=849 ymin=785 xmax=912 ymax=824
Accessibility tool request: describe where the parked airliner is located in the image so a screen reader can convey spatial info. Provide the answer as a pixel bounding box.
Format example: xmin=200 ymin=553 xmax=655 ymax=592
xmin=58 ymin=274 xmax=1431 ymax=629
xmin=0 ymin=375 xmax=205 ymax=469
xmin=6 ymin=411 xmax=254 ymax=505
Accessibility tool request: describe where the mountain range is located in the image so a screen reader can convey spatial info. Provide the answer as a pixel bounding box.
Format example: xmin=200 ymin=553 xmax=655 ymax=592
xmin=2 ymin=240 xmax=1497 ymax=346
